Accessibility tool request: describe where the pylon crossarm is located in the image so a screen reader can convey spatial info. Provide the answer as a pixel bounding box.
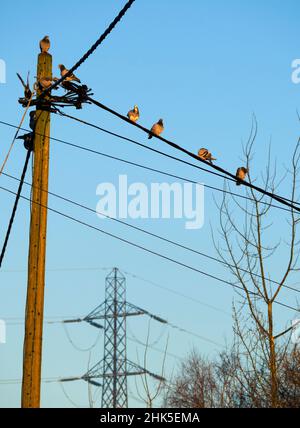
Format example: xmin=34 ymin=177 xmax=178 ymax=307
xmin=59 ymin=376 xmax=82 ymax=383
xmin=126 ymin=302 xmax=167 ymax=324
xmin=84 ymin=320 xmax=104 ymax=329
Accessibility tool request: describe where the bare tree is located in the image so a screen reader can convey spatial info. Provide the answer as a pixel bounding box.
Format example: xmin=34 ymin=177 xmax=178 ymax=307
xmin=165 ymin=343 xmax=300 ymax=408
xmin=164 ymin=350 xmax=219 ymax=408
xmin=134 ymin=320 xmax=168 ymax=408
xmin=212 ymin=117 xmax=300 ymax=407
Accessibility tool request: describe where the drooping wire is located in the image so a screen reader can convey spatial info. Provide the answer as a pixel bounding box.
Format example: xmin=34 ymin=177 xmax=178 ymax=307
xmin=62 ymin=322 xmax=102 ymax=353
xmin=54 ymin=109 xmax=233 ymax=182
xmin=80 ymin=94 xmax=300 ymax=212
xmin=3 ymin=169 xmax=300 ymax=295
xmin=121 ymin=269 xmax=232 ymax=316
xmin=0 ymin=184 xmax=299 ymax=314
xmin=0 ymin=93 xmax=34 ymax=177
xmin=127 ymin=320 xmax=168 ymax=348
xmin=127 ymin=335 xmax=182 ymax=361
xmin=54 ymin=110 xmax=300 ymax=213
xmin=59 ymin=381 xmax=89 ymax=408
xmin=0 ymin=147 xmax=32 ymax=268
xmin=38 ymin=0 xmax=136 ymax=97
xmin=0 ymin=119 xmax=295 ymax=214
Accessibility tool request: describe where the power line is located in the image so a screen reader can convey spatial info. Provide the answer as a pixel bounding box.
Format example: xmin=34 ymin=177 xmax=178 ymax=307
xmin=55 ymin=109 xmax=297 ymax=214
xmin=3 ymin=169 xmax=300 ymax=295
xmin=62 ymin=322 xmax=102 ymax=353
xmin=0 ymin=118 xmax=234 ymax=182
xmin=53 ymin=110 xmax=237 ymax=183
xmin=79 ymin=94 xmax=300 ymax=212
xmin=121 ymin=269 xmax=232 ymax=317
xmin=127 ymin=335 xmax=182 ymax=362
xmin=1 ymin=267 xmax=111 ymax=273
xmin=0 ymin=184 xmax=299 ymax=314
xmin=0 ymin=94 xmax=34 ymax=178
xmin=127 ymin=316 xmax=222 ymax=349
xmin=1 ymin=265 xmax=232 ymax=317
xmin=0 ymin=119 xmax=294 ymax=214
xmin=38 ymin=0 xmax=136 ymax=97
xmin=0 ymin=147 xmax=32 ymax=268
xmin=0 ymin=377 xmax=61 ymax=385
xmin=4 ymin=311 xmax=221 ymax=353
xmin=55 ymin=110 xmax=300 ymax=213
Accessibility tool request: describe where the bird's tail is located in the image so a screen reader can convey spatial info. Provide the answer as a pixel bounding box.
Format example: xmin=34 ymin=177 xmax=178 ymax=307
xmin=148 ymin=134 xmax=153 ymax=140
xmin=236 ymin=181 xmax=241 ymax=186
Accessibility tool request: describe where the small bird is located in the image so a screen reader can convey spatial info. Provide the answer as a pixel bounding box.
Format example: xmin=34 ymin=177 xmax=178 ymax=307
xmin=198 ymin=148 xmax=217 ymax=164
xmin=40 ymin=36 xmax=50 ymax=53
xmin=16 ymin=72 xmax=32 ymax=99
xmin=38 ymin=76 xmax=53 ymax=89
xmin=148 ymin=119 xmax=164 ymax=139
xmin=127 ymin=105 xmax=140 ymax=123
xmin=236 ymin=167 xmax=249 ymax=186
xmin=58 ymin=64 xmax=81 ymax=83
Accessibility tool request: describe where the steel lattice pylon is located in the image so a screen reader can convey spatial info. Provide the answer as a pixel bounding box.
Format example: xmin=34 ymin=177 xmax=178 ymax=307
xmin=80 ymin=268 xmax=166 ymax=408
xmin=102 ymin=268 xmax=127 ymax=408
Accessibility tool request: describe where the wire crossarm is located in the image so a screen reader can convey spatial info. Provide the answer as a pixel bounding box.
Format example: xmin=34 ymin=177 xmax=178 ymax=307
xmin=83 ymin=359 xmax=165 ymax=382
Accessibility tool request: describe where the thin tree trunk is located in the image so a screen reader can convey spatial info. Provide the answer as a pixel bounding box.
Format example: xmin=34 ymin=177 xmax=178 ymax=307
xmin=268 ymin=302 xmax=278 ymax=407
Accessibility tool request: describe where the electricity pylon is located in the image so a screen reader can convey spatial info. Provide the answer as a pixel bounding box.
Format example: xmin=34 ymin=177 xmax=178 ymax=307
xmin=81 ymin=268 xmax=166 ymax=408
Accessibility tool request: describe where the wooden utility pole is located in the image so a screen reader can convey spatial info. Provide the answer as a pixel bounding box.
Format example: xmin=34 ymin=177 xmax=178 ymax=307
xmin=21 ymin=50 xmax=52 ymax=408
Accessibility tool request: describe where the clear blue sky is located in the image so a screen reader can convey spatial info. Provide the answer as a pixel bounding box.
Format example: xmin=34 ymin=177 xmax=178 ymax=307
xmin=0 ymin=0 xmax=299 ymax=408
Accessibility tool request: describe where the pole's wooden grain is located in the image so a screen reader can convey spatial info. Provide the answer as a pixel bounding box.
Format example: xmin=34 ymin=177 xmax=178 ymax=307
xmin=21 ymin=51 xmax=52 ymax=408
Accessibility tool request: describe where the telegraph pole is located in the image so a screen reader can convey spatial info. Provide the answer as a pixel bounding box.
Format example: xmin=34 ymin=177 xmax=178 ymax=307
xmin=21 ymin=49 xmax=52 ymax=408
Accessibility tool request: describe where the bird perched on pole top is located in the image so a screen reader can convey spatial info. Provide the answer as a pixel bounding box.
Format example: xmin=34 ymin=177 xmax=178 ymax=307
xmin=198 ymin=148 xmax=217 ymax=164
xmin=40 ymin=36 xmax=50 ymax=54
xmin=236 ymin=167 xmax=249 ymax=186
xmin=127 ymin=105 xmax=140 ymax=123
xmin=16 ymin=72 xmax=32 ymax=100
xmin=148 ymin=119 xmax=164 ymax=139
xmin=58 ymin=64 xmax=81 ymax=83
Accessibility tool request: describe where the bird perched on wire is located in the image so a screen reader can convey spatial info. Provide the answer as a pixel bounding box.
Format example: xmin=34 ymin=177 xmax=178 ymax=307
xmin=198 ymin=148 xmax=217 ymax=164
xmin=148 ymin=119 xmax=164 ymax=139
xmin=16 ymin=72 xmax=32 ymax=100
xmin=40 ymin=36 xmax=50 ymax=53
xmin=127 ymin=105 xmax=140 ymax=123
xmin=58 ymin=64 xmax=81 ymax=83
xmin=236 ymin=167 xmax=249 ymax=186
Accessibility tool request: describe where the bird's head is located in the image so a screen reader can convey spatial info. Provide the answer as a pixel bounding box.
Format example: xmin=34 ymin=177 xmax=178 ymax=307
xmin=44 ymin=36 xmax=50 ymax=41
xmin=134 ymin=105 xmax=139 ymax=112
xmin=242 ymin=167 xmax=249 ymax=174
xmin=58 ymin=64 xmax=65 ymax=71
xmin=158 ymin=119 xmax=164 ymax=125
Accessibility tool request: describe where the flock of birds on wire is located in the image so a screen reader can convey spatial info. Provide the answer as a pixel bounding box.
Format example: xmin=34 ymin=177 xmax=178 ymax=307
xmin=16 ymin=36 xmax=249 ymax=186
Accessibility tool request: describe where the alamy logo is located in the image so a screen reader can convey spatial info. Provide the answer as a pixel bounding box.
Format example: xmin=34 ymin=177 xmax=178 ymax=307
xmin=291 ymin=59 xmax=300 ymax=84
xmin=0 ymin=319 xmax=6 ymax=344
xmin=0 ymin=59 xmax=6 ymax=84
xmin=96 ymin=175 xmax=205 ymax=230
